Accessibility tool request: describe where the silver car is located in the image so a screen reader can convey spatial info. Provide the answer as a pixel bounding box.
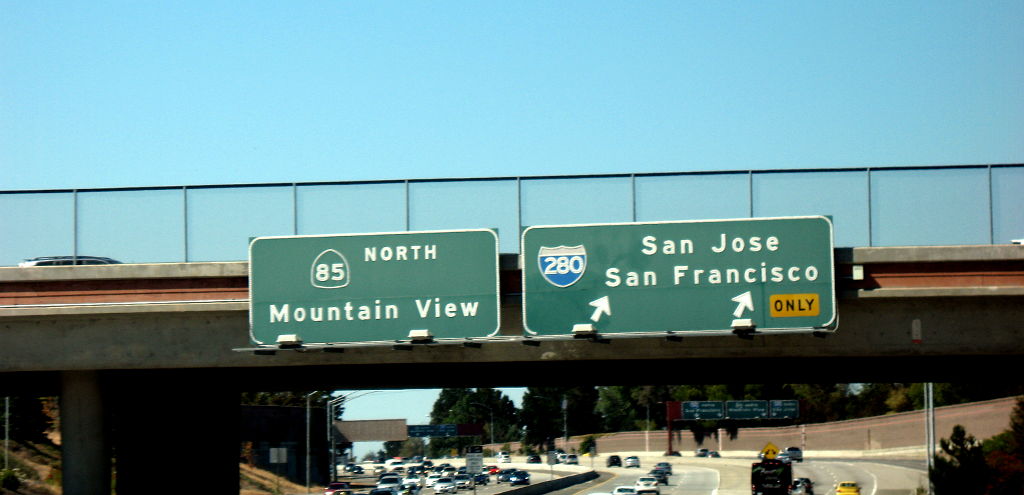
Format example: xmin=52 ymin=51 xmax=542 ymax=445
xmin=433 ymin=478 xmax=457 ymax=494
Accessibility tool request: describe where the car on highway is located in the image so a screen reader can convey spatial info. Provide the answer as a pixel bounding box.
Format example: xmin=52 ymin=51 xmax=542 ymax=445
xmin=432 ymin=478 xmax=457 ymax=494
xmin=784 ymin=446 xmax=803 ymax=462
xmin=508 ymin=470 xmax=531 ymax=485
xmin=790 ymin=477 xmax=814 ymax=495
xmin=834 ymin=481 xmax=860 ymax=494
xmin=776 ymin=452 xmax=793 ymax=463
xmin=369 ymin=488 xmax=400 ymax=495
xmin=19 ymin=256 xmax=122 ymax=267
xmin=472 ymin=473 xmax=489 ymax=485
xmin=343 ymin=464 xmax=364 ymax=474
xmin=565 ymin=454 xmax=579 ymax=465
xmin=653 ymin=462 xmax=672 ymax=475
xmin=402 ymin=475 xmax=423 ymax=488
xmin=496 ymin=469 xmax=517 ymax=483
xmin=497 ymin=453 xmax=511 ymax=463
xmin=425 ymin=474 xmax=443 ymax=488
xmin=526 ymin=454 xmax=542 ymax=463
xmin=606 ymin=455 xmax=622 ymax=467
xmin=634 ymin=476 xmax=660 ymax=495
xmin=324 ymin=482 xmax=351 ymax=495
xmin=647 ymin=469 xmax=669 ymax=485
xmin=611 ymin=487 xmax=635 ymax=495
xmin=624 ymin=456 xmax=640 ymax=468
xmin=378 ymin=476 xmax=403 ymax=491
xmin=707 ymin=451 xmax=720 ymax=458
xmin=453 ymin=474 xmax=473 ymax=490
xmin=485 ymin=465 xmax=499 ymax=475
xmin=695 ymin=448 xmax=709 ymax=457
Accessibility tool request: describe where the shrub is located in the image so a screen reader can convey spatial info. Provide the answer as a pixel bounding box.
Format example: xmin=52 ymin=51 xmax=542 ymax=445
xmin=1 ymin=468 xmax=22 ymax=491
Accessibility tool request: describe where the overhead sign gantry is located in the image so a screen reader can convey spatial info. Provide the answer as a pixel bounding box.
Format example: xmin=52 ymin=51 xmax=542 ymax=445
xmin=521 ymin=216 xmax=836 ymax=338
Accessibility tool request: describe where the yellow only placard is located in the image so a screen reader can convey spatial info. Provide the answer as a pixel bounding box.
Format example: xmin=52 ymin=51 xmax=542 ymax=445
xmin=769 ymin=294 xmax=820 ymax=317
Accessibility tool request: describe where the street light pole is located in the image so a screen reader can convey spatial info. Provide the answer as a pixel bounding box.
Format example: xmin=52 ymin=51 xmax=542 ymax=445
xmin=306 ymin=391 xmax=319 ymax=493
xmin=327 ymin=396 xmax=346 ymax=482
xmin=4 ymin=397 xmax=9 ymax=471
xmin=645 ymin=402 xmax=650 ymax=453
xmin=562 ymin=395 xmax=568 ymax=446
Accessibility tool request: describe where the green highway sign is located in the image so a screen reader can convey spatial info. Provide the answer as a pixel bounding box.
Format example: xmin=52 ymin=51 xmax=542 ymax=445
xmin=727 ymin=400 xmax=769 ymax=419
xmin=521 ymin=216 xmax=836 ymax=337
xmin=249 ymin=229 xmax=500 ymax=345
xmin=682 ymin=401 xmax=726 ymax=420
xmin=769 ymin=400 xmax=800 ymax=419
xmin=408 ymin=424 xmax=458 ymax=438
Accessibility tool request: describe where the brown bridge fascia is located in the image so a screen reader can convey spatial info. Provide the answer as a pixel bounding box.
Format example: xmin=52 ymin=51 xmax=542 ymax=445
xmin=0 ymin=245 xmax=1022 ymax=309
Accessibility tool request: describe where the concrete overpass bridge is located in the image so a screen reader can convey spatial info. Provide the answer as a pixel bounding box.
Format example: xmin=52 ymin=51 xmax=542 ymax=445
xmin=1 ymin=164 xmax=1022 ymax=494
xmin=0 ymin=243 xmax=1022 ymax=494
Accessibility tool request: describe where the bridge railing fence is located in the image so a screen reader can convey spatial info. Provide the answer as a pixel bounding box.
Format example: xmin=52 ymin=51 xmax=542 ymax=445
xmin=1 ymin=164 xmax=1021 ymax=266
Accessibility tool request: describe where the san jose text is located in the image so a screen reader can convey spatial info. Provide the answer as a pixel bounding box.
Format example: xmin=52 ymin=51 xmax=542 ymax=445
xmin=604 ymin=232 xmax=824 ymax=288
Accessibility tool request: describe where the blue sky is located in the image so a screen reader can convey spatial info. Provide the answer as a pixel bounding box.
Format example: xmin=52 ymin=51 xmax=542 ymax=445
xmin=2 ymin=1 xmax=1023 ymax=455
xmin=2 ymin=1 xmax=1022 ymax=191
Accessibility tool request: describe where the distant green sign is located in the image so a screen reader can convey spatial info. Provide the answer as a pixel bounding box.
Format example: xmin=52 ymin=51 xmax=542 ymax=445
xmin=249 ymin=230 xmax=500 ymax=345
xmin=521 ymin=216 xmax=836 ymax=337
xmin=682 ymin=401 xmax=726 ymax=420
xmin=408 ymin=424 xmax=458 ymax=438
xmin=769 ymin=400 xmax=800 ymax=419
xmin=727 ymin=400 xmax=769 ymax=419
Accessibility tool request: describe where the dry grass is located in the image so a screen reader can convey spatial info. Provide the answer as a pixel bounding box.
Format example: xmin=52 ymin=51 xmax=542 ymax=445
xmin=240 ymin=462 xmax=324 ymax=495
xmin=5 ymin=439 xmax=323 ymax=495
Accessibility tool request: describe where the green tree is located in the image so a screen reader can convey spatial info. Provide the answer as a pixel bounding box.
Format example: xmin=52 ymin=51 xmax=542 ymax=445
xmin=982 ymin=396 xmax=1024 ymax=494
xmin=427 ymin=388 xmax=520 ymax=457
xmin=241 ymin=391 xmax=332 ymax=410
xmin=383 ymin=440 xmax=404 ymax=459
xmin=930 ymin=425 xmax=988 ymax=495
xmin=595 ymin=386 xmax=638 ymax=432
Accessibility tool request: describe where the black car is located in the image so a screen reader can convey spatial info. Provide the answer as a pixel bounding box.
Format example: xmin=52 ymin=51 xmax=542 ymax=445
xmin=496 ymin=469 xmax=517 ymax=483
xmin=648 ymin=469 xmax=669 ymax=485
xmin=472 ymin=473 xmax=489 ymax=485
xmin=526 ymin=454 xmax=542 ymax=464
xmin=508 ymin=471 xmax=530 ymax=486
xmin=606 ymin=455 xmax=622 ymax=467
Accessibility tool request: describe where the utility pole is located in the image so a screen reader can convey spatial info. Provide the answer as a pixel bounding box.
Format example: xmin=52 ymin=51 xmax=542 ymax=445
xmin=4 ymin=397 xmax=9 ymax=471
xmin=925 ymin=383 xmax=935 ymax=495
xmin=306 ymin=391 xmax=319 ymax=493
xmin=562 ymin=395 xmax=568 ymax=446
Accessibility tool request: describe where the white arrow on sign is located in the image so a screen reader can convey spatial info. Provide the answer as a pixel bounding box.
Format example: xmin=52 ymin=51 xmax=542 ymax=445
xmin=731 ymin=291 xmax=754 ymax=318
xmin=589 ymin=296 xmax=611 ymax=322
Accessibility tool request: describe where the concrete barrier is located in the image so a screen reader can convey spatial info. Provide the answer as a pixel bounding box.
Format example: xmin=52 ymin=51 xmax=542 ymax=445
xmin=500 ymin=470 xmax=599 ymax=495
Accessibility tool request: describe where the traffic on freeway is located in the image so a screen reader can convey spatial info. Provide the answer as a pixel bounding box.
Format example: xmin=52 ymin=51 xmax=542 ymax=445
xmin=335 ymin=451 xmax=927 ymax=495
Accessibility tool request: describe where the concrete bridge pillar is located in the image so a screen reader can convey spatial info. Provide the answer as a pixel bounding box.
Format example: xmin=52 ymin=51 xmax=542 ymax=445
xmin=60 ymin=370 xmax=111 ymax=495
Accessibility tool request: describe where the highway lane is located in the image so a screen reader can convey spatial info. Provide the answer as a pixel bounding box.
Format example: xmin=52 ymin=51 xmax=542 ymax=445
xmin=344 ymin=456 xmax=927 ymax=495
